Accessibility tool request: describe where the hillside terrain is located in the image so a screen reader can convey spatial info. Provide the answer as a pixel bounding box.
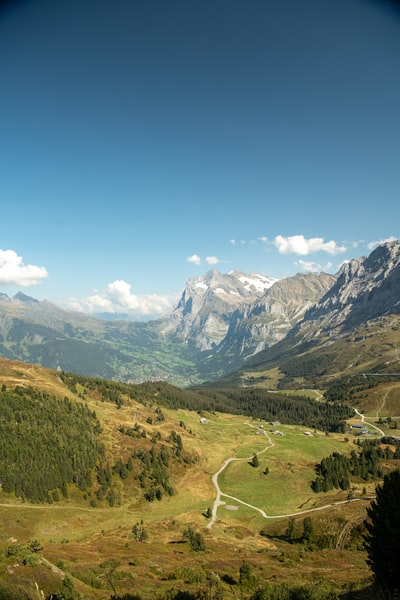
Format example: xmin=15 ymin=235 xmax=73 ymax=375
xmin=0 ymin=357 xmax=400 ymax=599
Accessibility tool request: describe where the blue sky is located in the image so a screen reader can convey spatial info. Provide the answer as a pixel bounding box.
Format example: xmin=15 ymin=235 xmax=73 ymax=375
xmin=1 ymin=0 xmax=399 ymax=319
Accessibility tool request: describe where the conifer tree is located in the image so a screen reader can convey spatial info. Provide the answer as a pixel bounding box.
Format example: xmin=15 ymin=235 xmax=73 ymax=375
xmin=365 ymin=469 xmax=400 ymax=598
xmin=286 ymin=516 xmax=296 ymax=544
xmin=251 ymin=453 xmax=259 ymax=468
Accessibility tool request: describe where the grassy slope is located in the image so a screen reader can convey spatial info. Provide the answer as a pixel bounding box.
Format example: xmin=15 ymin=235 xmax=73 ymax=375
xmin=0 ymin=358 xmax=399 ymax=598
xmin=218 ymin=314 xmax=400 ymax=390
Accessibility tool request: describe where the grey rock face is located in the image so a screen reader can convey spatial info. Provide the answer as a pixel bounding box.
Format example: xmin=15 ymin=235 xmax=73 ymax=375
xmin=160 ymin=269 xmax=278 ymax=350
xmin=306 ymin=240 xmax=400 ymax=327
xmin=294 ymin=240 xmax=400 ymax=340
xmin=218 ymin=272 xmax=337 ymax=358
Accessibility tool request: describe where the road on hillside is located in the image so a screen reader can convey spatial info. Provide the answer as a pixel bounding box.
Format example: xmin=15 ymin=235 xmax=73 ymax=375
xmin=207 ymin=426 xmax=275 ymax=529
xmin=354 ymin=408 xmax=385 ymax=436
xmin=206 ymin=417 xmax=377 ymax=529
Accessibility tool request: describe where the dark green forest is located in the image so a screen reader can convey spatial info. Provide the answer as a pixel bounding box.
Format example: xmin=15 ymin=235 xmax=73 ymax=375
xmin=0 ymin=385 xmax=100 ymax=502
xmin=324 ymin=370 xmax=399 ymax=403
xmin=311 ymin=439 xmax=400 ymax=493
xmin=0 ymin=380 xmax=197 ymax=506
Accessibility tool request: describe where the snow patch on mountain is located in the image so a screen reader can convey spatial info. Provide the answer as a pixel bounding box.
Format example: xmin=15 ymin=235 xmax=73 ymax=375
xmin=230 ymin=271 xmax=278 ymax=292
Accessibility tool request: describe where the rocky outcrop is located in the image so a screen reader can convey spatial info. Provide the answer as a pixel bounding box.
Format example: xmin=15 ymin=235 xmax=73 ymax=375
xmin=299 ymin=240 xmax=400 ymax=337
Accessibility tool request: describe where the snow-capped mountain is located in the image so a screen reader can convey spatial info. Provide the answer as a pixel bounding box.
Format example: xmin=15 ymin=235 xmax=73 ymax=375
xmin=160 ymin=269 xmax=278 ymax=350
xmin=160 ymin=269 xmax=335 ymax=357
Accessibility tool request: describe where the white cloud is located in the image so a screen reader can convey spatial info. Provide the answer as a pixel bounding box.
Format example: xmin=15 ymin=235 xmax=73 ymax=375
xmin=258 ymin=236 xmax=268 ymax=244
xmin=367 ymin=236 xmax=397 ymax=251
xmin=69 ymin=294 xmax=114 ymax=313
xmin=186 ymin=254 xmax=202 ymax=265
xmin=297 ymin=260 xmax=321 ymax=273
xmin=205 ymin=256 xmax=219 ymax=265
xmin=68 ymin=279 xmax=179 ymax=319
xmin=297 ymin=260 xmax=333 ymax=273
xmin=230 ymin=239 xmax=237 ymax=246
xmin=0 ymin=249 xmax=48 ymax=286
xmin=187 ymin=254 xmax=221 ymax=266
xmin=273 ymin=235 xmax=346 ymax=256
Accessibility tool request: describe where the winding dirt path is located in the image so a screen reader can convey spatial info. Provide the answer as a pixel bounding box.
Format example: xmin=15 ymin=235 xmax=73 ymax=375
xmin=354 ymin=408 xmax=385 ymax=436
xmin=207 ymin=418 xmax=375 ymax=529
xmin=207 ymin=424 xmax=274 ymax=528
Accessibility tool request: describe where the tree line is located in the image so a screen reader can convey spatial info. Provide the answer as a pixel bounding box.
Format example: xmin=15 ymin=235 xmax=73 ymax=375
xmin=59 ymin=371 xmax=354 ymax=432
xmin=323 ymin=370 xmax=397 ymax=403
xmin=191 ymin=387 xmax=354 ymax=432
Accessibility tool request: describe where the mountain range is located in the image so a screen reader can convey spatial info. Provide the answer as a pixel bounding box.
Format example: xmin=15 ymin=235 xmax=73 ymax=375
xmin=0 ymin=240 xmax=399 ymax=386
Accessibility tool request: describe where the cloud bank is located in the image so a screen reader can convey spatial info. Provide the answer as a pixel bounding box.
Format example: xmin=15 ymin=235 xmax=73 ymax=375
xmin=367 ymin=236 xmax=397 ymax=251
xmin=69 ymin=280 xmax=179 ymax=320
xmin=273 ymin=235 xmax=347 ymax=256
xmin=296 ymin=259 xmax=333 ymax=273
xmin=0 ymin=249 xmax=48 ymax=286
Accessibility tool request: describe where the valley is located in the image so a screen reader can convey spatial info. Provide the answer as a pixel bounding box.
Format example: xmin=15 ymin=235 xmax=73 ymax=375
xmin=0 ymin=241 xmax=400 ymax=598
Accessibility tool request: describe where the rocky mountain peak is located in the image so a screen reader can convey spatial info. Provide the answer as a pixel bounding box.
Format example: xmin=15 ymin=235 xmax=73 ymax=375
xmin=300 ymin=240 xmax=400 ymax=335
xmin=161 ymin=269 xmax=280 ymax=350
xmin=160 ymin=268 xmax=336 ymax=355
xmin=13 ymin=292 xmax=39 ymax=304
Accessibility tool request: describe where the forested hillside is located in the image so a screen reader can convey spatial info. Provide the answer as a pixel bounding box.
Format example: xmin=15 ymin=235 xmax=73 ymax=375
xmin=0 ymin=385 xmax=100 ymax=502
xmin=0 ymin=359 xmax=399 ymax=599
xmin=59 ymin=371 xmax=355 ymax=433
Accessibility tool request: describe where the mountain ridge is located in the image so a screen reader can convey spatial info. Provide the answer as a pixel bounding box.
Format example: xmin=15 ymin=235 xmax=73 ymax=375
xmin=0 ymin=240 xmax=399 ymax=386
xmin=227 ymin=240 xmax=400 ymax=389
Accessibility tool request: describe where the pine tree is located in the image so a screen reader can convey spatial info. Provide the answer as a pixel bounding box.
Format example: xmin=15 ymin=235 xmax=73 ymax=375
xmin=58 ymin=575 xmax=81 ymax=600
xmin=302 ymin=516 xmax=314 ymax=546
xmin=365 ymin=469 xmax=400 ymax=597
xmin=182 ymin=526 xmax=206 ymax=551
xmin=286 ymin=516 xmax=296 ymax=544
xmin=132 ymin=520 xmax=147 ymax=542
xmin=251 ymin=453 xmax=259 ymax=468
xmin=239 ymin=561 xmax=253 ymax=591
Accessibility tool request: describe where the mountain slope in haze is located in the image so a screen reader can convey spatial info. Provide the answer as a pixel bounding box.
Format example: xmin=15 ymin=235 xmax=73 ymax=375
xmin=0 ymin=293 xmax=200 ymax=385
